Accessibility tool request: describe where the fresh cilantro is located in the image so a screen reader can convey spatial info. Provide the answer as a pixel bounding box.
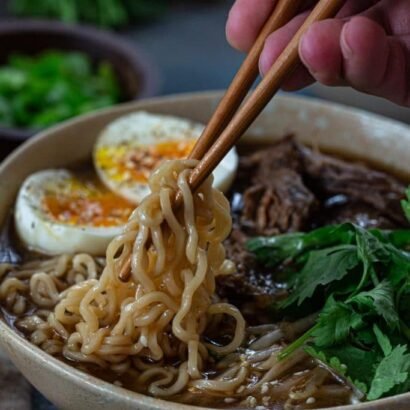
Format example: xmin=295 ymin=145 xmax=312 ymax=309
xmin=247 ymin=223 xmax=356 ymax=267
xmin=355 ymin=328 xmax=377 ymax=348
xmin=373 ymin=324 xmax=392 ymax=356
xmin=305 ymin=344 xmax=378 ymax=393
xmin=247 ymin=232 xmax=306 ymax=267
xmin=348 ymin=281 xmax=399 ymax=329
xmin=368 ymin=345 xmax=410 ymax=400
xmin=355 ymin=227 xmax=389 ymax=290
xmin=304 ymin=346 xmax=348 ymax=377
xmin=312 ymin=296 xmax=363 ymax=347
xmin=282 ymin=245 xmax=359 ymax=307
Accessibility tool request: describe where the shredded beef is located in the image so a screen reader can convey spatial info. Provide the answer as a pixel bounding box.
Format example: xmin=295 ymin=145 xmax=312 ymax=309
xmin=242 ymin=169 xmax=317 ymax=235
xmin=300 ymin=144 xmax=407 ymax=226
xmin=240 ymin=138 xmax=317 ymax=235
xmin=217 ymin=138 xmax=408 ymax=306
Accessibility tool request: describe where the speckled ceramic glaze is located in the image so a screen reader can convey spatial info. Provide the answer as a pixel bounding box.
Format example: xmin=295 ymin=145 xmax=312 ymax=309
xmin=0 ymin=92 xmax=410 ymax=410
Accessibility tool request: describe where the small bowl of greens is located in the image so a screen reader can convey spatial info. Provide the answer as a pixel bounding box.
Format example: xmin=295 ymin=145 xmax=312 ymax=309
xmin=0 ymin=20 xmax=158 ymax=146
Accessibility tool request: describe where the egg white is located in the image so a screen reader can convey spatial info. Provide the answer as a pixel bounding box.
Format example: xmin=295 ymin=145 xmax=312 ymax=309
xmin=15 ymin=169 xmax=124 ymax=256
xmin=94 ymin=111 xmax=238 ymax=203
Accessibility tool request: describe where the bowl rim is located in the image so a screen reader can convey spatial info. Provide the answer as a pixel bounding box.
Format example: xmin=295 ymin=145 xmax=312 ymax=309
xmin=1 ymin=91 xmax=410 ymax=410
xmin=0 ymin=18 xmax=159 ymax=142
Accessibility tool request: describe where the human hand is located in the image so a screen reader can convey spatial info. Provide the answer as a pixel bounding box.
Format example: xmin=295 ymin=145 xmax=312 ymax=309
xmin=226 ymin=0 xmax=410 ymax=107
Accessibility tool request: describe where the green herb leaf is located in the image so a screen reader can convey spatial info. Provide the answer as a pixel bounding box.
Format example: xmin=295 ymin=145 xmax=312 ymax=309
xmin=247 ymin=224 xmax=356 ymax=267
xmin=0 ymin=50 xmax=120 ymax=128
xmin=348 ymin=281 xmax=399 ymax=329
xmin=373 ymin=325 xmax=392 ymax=356
xmin=355 ymin=227 xmax=389 ymax=290
xmin=305 ymin=344 xmax=378 ymax=393
xmin=368 ymin=345 xmax=410 ymax=400
xmin=312 ymin=296 xmax=363 ymax=347
xmin=282 ymin=245 xmax=359 ymax=307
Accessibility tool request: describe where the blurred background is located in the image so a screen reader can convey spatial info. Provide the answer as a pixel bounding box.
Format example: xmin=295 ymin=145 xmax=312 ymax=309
xmin=0 ymin=0 xmax=409 ymax=163
xmin=0 ymin=1 xmax=408 ymax=408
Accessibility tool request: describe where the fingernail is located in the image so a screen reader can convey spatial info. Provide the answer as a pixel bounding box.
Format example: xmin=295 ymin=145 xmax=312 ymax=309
xmin=259 ymin=54 xmax=267 ymax=76
xmin=341 ymin=22 xmax=353 ymax=58
xmin=299 ymin=31 xmax=321 ymax=78
xmin=299 ymin=30 xmax=311 ymax=68
xmin=259 ymin=44 xmax=273 ymax=77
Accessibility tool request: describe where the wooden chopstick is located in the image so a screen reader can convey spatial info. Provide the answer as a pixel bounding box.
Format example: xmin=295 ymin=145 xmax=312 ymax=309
xmin=119 ymin=0 xmax=345 ymax=282
xmin=187 ymin=0 xmax=345 ymax=192
xmin=118 ymin=0 xmax=302 ymax=282
xmin=188 ymin=0 xmax=304 ymax=160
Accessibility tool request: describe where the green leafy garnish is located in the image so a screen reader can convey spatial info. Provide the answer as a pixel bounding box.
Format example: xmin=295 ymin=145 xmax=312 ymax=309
xmin=312 ymin=296 xmax=363 ymax=347
xmin=0 ymin=51 xmax=121 ymax=129
xmin=348 ymin=281 xmax=399 ymax=329
xmin=368 ymin=345 xmax=410 ymax=400
xmin=373 ymin=324 xmax=392 ymax=356
xmin=248 ymin=188 xmax=410 ymax=401
xmin=282 ymin=244 xmax=359 ymax=307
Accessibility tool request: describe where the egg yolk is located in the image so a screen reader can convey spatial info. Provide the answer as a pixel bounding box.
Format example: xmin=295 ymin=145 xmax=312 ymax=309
xmin=42 ymin=176 xmax=134 ymax=227
xmin=96 ymin=139 xmax=196 ymax=184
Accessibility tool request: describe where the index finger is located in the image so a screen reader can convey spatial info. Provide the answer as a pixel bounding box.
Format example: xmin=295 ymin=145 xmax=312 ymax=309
xmin=226 ymin=0 xmax=379 ymax=53
xmin=226 ymin=0 xmax=277 ymax=52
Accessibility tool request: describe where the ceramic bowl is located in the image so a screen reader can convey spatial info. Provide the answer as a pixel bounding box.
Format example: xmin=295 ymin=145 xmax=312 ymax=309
xmin=0 ymin=92 xmax=410 ymax=410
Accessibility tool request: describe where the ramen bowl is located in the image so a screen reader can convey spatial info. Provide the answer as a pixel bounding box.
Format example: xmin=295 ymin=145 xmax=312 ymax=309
xmin=0 ymin=92 xmax=410 ymax=410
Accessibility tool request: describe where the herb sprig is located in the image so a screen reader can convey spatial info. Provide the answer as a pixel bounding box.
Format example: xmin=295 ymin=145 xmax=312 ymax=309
xmin=247 ymin=190 xmax=410 ymax=400
xmin=0 ymin=51 xmax=121 ymax=129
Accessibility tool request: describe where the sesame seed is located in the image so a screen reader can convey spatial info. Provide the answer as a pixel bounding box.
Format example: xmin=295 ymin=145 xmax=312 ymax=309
xmin=306 ymin=397 xmax=316 ymax=404
xmin=262 ymin=397 xmax=270 ymax=406
xmin=255 ymin=406 xmax=265 ymax=410
xmin=246 ymin=396 xmax=257 ymax=408
xmin=261 ymin=383 xmax=269 ymax=394
xmin=224 ymin=398 xmax=236 ymax=404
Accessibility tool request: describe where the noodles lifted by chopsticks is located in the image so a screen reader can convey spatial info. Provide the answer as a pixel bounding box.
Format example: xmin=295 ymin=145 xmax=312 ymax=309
xmin=21 ymin=159 xmax=244 ymax=396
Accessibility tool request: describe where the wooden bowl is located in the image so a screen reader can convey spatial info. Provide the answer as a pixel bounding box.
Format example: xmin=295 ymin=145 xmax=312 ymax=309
xmin=0 ymin=19 xmax=158 ymax=147
xmin=0 ymin=92 xmax=409 ymax=410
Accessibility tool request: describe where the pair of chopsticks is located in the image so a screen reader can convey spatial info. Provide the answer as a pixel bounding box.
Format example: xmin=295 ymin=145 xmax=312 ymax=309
xmin=119 ymin=0 xmax=345 ymax=282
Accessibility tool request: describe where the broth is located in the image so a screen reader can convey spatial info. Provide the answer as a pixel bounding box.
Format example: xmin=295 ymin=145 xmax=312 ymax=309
xmin=1 ymin=138 xmax=408 ymax=410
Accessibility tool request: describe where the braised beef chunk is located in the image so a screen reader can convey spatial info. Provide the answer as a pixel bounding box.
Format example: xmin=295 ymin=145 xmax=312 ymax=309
xmin=242 ymin=169 xmax=317 ymax=235
xmin=240 ymin=137 xmax=303 ymax=180
xmin=300 ymin=144 xmax=407 ymax=226
xmin=239 ymin=138 xmax=317 ymax=236
xmin=217 ymin=137 xmax=408 ymax=306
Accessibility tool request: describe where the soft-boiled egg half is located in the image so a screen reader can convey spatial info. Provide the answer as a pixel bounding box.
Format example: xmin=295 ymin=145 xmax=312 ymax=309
xmin=94 ymin=111 xmax=238 ymax=203
xmin=15 ymin=169 xmax=134 ymax=255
